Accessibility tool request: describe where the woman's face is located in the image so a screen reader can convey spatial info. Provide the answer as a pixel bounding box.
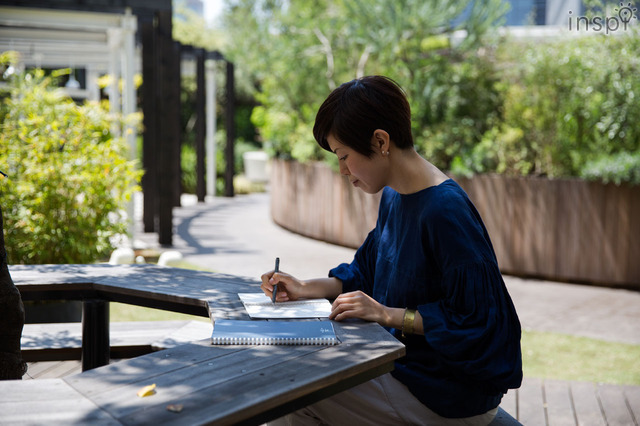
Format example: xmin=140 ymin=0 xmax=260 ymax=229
xmin=327 ymin=133 xmax=388 ymax=194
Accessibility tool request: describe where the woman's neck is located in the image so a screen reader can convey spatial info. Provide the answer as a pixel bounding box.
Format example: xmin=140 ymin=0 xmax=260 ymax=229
xmin=387 ymin=149 xmax=449 ymax=195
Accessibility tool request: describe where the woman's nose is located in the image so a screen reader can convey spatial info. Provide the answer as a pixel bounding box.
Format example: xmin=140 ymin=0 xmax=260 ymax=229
xmin=339 ymin=161 xmax=349 ymax=176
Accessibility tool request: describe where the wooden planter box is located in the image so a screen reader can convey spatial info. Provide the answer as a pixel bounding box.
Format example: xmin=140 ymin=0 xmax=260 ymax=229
xmin=271 ymin=159 xmax=640 ymax=289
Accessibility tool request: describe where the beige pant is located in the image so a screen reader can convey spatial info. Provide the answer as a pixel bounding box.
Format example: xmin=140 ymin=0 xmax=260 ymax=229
xmin=268 ymin=373 xmax=498 ymax=426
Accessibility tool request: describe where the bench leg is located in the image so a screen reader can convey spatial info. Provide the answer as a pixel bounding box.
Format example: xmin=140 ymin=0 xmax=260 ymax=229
xmin=82 ymin=300 xmax=110 ymax=371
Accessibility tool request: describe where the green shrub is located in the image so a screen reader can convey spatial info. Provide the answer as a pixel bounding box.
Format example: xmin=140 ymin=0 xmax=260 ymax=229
xmin=462 ymin=31 xmax=640 ymax=182
xmin=580 ymin=151 xmax=640 ymax=185
xmin=416 ymin=54 xmax=504 ymax=170
xmin=0 ymin=65 xmax=142 ymax=264
xmin=181 ymin=143 xmax=197 ymax=194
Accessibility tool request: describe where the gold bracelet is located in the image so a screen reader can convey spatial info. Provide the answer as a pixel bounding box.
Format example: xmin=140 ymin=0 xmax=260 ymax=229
xmin=402 ymin=308 xmax=416 ymax=338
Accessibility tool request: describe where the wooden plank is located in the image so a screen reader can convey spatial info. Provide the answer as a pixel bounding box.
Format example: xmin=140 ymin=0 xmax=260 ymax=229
xmin=500 ymin=388 xmax=517 ymax=419
xmin=64 ymin=342 xmax=244 ymax=398
xmin=0 ymin=379 xmax=119 ymax=424
xmin=22 ymin=321 xmax=206 ymax=351
xmin=23 ymin=360 xmax=68 ymax=379
xmin=150 ymin=320 xmax=212 ymax=348
xmin=571 ymin=381 xmax=606 ymax=426
xmin=62 ymin=321 xmax=402 ymax=425
xmin=0 ymin=399 xmax=119 ymax=425
xmin=40 ymin=359 xmax=84 ymax=379
xmin=627 ymin=185 xmax=640 ymax=285
xmin=85 ymin=344 xmax=325 ymax=421
xmin=517 ymin=377 xmax=547 ymax=425
xmin=25 ymin=361 xmax=83 ymax=379
xmin=120 ymin=328 xmax=402 ymax=425
xmin=0 ymin=378 xmax=76 ymax=400
xmin=606 ymin=184 xmax=629 ymax=283
xmin=623 ymin=385 xmax=640 ymax=425
xmin=597 ymin=383 xmax=636 ymax=426
xmin=544 ymin=380 xmax=576 ymax=426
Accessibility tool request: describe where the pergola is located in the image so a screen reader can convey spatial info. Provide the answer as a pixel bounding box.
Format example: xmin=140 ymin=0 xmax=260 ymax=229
xmin=0 ymin=0 xmax=236 ymax=246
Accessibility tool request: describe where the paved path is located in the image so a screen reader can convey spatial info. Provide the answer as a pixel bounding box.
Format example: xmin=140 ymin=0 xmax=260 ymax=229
xmin=135 ymin=191 xmax=640 ymax=345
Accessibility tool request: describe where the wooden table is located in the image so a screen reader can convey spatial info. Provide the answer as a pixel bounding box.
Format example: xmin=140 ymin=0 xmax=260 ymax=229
xmin=4 ymin=264 xmax=406 ymax=425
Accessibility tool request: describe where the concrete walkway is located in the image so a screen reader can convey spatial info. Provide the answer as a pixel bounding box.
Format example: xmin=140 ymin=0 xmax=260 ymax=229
xmin=135 ymin=191 xmax=640 ymax=345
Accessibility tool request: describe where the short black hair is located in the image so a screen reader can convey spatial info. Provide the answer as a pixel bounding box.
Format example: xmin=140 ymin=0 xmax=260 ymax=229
xmin=313 ymin=75 xmax=413 ymax=157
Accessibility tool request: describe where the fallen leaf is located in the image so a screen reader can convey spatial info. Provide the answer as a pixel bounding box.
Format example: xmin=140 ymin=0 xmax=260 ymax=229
xmin=137 ymin=383 xmax=157 ymax=397
xmin=166 ymin=404 xmax=184 ymax=413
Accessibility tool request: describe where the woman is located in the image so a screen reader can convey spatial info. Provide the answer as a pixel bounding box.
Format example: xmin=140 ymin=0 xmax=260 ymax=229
xmin=262 ymin=76 xmax=522 ymax=425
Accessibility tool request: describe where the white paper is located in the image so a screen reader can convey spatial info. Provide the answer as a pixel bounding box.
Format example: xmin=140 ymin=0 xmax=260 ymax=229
xmin=238 ymin=293 xmax=333 ymax=319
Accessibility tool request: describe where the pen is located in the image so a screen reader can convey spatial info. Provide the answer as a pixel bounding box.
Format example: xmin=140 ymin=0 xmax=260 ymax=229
xmin=271 ymin=257 xmax=280 ymax=304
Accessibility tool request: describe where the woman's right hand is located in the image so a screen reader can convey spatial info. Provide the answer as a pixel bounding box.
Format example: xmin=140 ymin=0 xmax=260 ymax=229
xmin=260 ymin=270 xmax=306 ymax=302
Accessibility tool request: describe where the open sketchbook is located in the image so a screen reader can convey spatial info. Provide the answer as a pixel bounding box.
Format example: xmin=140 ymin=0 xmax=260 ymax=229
xmin=238 ymin=293 xmax=333 ymax=319
xmin=211 ymin=319 xmax=339 ymax=345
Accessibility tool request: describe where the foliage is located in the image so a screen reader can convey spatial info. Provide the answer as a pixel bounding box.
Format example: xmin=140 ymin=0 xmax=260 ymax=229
xmin=221 ymin=0 xmax=507 ymax=165
xmin=580 ymin=151 xmax=640 ymax=185
xmin=181 ymin=143 xmax=198 ymax=194
xmin=173 ymin=12 xmax=261 ymax=190
xmin=459 ymin=31 xmax=640 ymax=181
xmin=173 ymin=2 xmax=226 ymax=52
xmin=0 ymin=63 xmax=142 ymax=264
xmin=180 ymin=129 xmax=259 ymax=195
xmin=217 ymin=1 xmax=640 ymax=185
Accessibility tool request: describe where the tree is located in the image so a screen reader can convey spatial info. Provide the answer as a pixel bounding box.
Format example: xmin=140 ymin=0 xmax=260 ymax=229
xmin=220 ymin=0 xmax=508 ymax=167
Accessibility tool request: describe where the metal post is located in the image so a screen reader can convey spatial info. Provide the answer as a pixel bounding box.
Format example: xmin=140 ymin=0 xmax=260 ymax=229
xmin=157 ymin=9 xmax=173 ymax=246
xmin=81 ymin=300 xmax=110 ymax=371
xmin=122 ymin=8 xmax=137 ymax=244
xmin=224 ymin=61 xmax=235 ymax=197
xmin=172 ymin=41 xmax=182 ymax=208
xmin=205 ymin=59 xmax=217 ymax=197
xmin=196 ymin=48 xmax=206 ymax=202
xmin=140 ymin=14 xmax=158 ymax=233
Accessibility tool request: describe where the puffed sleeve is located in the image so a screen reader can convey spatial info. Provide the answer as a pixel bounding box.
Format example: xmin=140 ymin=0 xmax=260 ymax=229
xmin=418 ymin=261 xmax=522 ymax=390
xmin=417 ymin=195 xmax=522 ymax=391
xmin=329 ymin=228 xmax=378 ymax=294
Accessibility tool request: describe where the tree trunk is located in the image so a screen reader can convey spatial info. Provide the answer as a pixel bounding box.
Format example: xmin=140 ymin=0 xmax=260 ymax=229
xmin=0 ymin=206 xmax=27 ymax=380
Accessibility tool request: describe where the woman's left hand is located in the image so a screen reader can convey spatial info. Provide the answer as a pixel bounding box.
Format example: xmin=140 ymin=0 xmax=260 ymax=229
xmin=329 ymin=290 xmax=389 ymax=325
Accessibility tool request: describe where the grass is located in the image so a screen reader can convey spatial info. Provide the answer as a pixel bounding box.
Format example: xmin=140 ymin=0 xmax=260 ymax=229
xmin=521 ymin=329 xmax=640 ymax=385
xmin=110 ymin=302 xmax=210 ymax=323
xmin=109 ymin=261 xmax=213 ymax=323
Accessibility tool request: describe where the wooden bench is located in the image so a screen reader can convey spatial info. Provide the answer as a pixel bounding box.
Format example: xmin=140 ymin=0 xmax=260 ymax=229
xmin=10 ymin=264 xmax=640 ymax=425
xmin=21 ymin=320 xmax=212 ymax=361
xmin=7 ymin=264 xmax=406 ymax=425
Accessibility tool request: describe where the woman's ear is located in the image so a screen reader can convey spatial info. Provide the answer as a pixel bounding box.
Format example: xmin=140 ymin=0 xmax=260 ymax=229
xmin=372 ymin=129 xmax=390 ymax=155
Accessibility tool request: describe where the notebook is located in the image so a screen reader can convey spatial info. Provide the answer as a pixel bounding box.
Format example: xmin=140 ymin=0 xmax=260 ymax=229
xmin=210 ymin=319 xmax=339 ymax=345
xmin=238 ymin=293 xmax=333 ymax=319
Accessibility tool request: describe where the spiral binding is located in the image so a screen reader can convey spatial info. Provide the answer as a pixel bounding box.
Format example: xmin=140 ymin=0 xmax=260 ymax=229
xmin=211 ymin=336 xmax=338 ymax=345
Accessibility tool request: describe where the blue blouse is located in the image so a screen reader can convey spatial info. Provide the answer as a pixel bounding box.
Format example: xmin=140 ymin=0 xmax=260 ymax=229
xmin=330 ymin=179 xmax=523 ymax=418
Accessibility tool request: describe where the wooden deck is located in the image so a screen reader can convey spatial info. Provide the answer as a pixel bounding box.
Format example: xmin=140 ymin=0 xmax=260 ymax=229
xmin=21 ymin=361 xmax=640 ymax=425
xmin=20 ymin=321 xmax=640 ymax=426
xmin=501 ymin=377 xmax=639 ymax=426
